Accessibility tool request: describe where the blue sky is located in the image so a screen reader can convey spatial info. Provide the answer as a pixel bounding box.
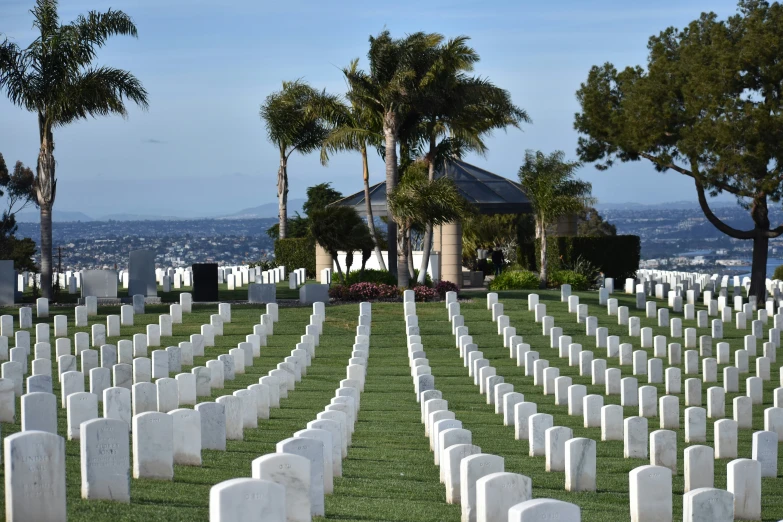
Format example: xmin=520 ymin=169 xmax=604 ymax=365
xmin=0 ymin=0 xmax=740 ymax=217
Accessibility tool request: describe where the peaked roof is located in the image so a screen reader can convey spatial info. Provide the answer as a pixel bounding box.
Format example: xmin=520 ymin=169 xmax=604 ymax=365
xmin=331 ymin=158 xmax=532 ymax=216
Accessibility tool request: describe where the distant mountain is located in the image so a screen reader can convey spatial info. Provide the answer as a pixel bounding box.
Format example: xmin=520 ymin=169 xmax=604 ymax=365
xmin=16 ymin=210 xmax=94 ymax=223
xmin=217 ymin=199 xmax=305 ymax=220
xmin=98 ymin=213 xmax=185 ymax=221
xmin=596 ymin=200 xmax=735 ymax=211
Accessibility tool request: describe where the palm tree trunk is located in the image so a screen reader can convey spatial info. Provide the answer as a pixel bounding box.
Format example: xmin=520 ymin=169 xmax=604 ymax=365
xmin=397 ymin=223 xmax=410 ymax=288
xmin=539 ymin=220 xmax=548 ymax=289
xmin=36 ymin=126 xmax=56 ymax=300
xmin=361 ymin=145 xmax=386 ymax=270
xmin=407 ymin=228 xmax=415 ymax=280
xmin=417 ymin=138 xmax=438 ymax=284
xmin=39 ymin=204 xmax=53 ymax=299
xmin=277 ymin=153 xmax=288 ymax=239
xmin=383 ymin=114 xmax=399 ymax=281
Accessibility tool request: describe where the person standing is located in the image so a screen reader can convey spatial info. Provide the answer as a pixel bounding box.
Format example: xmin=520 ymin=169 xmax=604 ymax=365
xmin=491 ymin=248 xmax=504 ymax=276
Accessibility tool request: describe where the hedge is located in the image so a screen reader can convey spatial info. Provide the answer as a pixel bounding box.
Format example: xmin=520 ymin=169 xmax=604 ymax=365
xmin=274 ymin=238 xmax=315 ymax=279
xmin=533 ymin=235 xmax=640 ymax=280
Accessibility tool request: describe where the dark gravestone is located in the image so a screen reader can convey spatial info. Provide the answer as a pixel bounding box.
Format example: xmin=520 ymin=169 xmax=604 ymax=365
xmin=0 ymin=260 xmax=14 ymax=305
xmin=128 ymin=250 xmax=157 ymax=297
xmin=81 ymin=270 xmax=118 ymax=298
xmin=192 ymin=264 xmax=218 ymax=302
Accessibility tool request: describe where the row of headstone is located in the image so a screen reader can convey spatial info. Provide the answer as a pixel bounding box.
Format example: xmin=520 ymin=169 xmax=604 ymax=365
xmin=630 ymin=460 xmax=762 ymax=521
xmin=636 ymin=266 xmax=783 ymax=303
xmin=522 ymin=291 xmax=783 ymax=450
xmin=4 ymin=300 xmax=300 ymax=516
xmin=486 ymin=291 xmax=776 ymax=520
xmin=288 ymin=267 xmax=307 ymax=289
xmin=210 ymin=301 xmax=362 ymax=522
xmin=412 ymin=297 xmax=582 ymax=521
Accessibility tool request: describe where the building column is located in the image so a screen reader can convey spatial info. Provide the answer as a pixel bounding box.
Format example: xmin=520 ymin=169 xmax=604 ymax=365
xmin=433 ymin=224 xmax=442 ymax=282
xmin=314 ymin=242 xmax=332 ymax=281
xmin=441 ymin=220 xmax=462 ymax=288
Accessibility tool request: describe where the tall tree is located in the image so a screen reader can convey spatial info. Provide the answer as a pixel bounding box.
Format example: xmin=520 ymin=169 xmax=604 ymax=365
xmin=266 ymin=182 xmax=342 ymax=240
xmin=302 ymin=182 xmax=343 ymax=216
xmin=414 ymin=36 xmax=529 ymax=284
xmin=578 ymin=207 xmax=617 ymax=236
xmin=260 ymin=80 xmax=336 ymax=239
xmin=0 ymin=0 xmax=148 ymax=298
xmin=0 ymin=153 xmax=37 ymax=271
xmin=309 ymin=205 xmax=373 ymax=284
xmin=344 ymin=31 xmax=443 ymax=284
xmin=574 ymin=0 xmax=783 ymax=298
xmin=321 ymin=59 xmax=386 ymax=270
xmin=519 ymin=150 xmax=594 ymax=288
xmin=388 ymin=162 xmax=472 ymax=286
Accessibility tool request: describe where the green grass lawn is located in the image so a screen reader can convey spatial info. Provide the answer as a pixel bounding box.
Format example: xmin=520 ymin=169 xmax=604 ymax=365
xmin=17 ymin=280 xmax=306 ymax=304
xmin=0 ymin=289 xmax=780 ymax=521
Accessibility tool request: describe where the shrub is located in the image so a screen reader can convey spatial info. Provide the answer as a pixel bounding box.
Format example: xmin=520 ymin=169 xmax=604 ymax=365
xmin=549 ymin=270 xmax=591 ymax=291
xmin=774 ymin=265 xmax=783 ymax=281
xmin=534 ymin=235 xmax=640 ymax=281
xmin=413 ymin=285 xmax=439 ymax=301
xmin=434 ymin=280 xmax=459 ymax=299
xmin=249 ymin=258 xmax=277 ymax=271
xmin=411 ymin=269 xmax=433 ymax=288
xmin=274 ymin=238 xmax=315 ymax=278
xmin=344 ymin=269 xmax=397 ymax=286
xmin=329 ymin=282 xmax=400 ymax=301
xmin=328 ymin=284 xmax=350 ymax=300
xmin=488 ymin=270 xmax=540 ymax=290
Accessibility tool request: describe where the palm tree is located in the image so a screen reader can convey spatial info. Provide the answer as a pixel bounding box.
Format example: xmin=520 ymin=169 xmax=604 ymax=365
xmin=414 ymin=37 xmax=530 ymax=284
xmin=344 ymin=31 xmax=443 ymax=284
xmin=388 ymin=162 xmax=472 ymax=287
xmin=260 ymin=80 xmax=337 ymax=239
xmin=0 ymin=0 xmax=148 ymax=298
xmin=320 ymin=59 xmax=386 ymax=270
xmin=518 ymin=150 xmax=595 ymax=288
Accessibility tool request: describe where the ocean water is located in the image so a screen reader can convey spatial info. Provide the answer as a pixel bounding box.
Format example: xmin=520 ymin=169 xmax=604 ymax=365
xmin=735 ymin=257 xmax=782 ymax=279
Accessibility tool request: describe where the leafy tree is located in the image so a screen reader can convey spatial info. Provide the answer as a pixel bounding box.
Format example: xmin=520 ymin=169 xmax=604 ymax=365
xmin=302 ymin=183 xmax=343 ymax=216
xmin=266 ymin=183 xmax=343 ymax=240
xmin=578 ymin=207 xmax=617 ymax=236
xmin=519 ymin=150 xmax=594 ymax=288
xmin=0 ymin=0 xmax=148 ymax=298
xmin=265 ymin=213 xmax=309 ymax=240
xmin=574 ymin=0 xmax=783 ymax=297
xmin=462 ymin=214 xmax=520 ymax=260
xmin=260 ymin=80 xmax=338 ymax=239
xmin=309 ymin=206 xmax=374 ymax=284
xmin=413 ymin=37 xmax=529 ymax=284
xmin=344 ymin=31 xmax=443 ymax=283
xmin=388 ymin=162 xmax=472 ymax=287
xmin=0 ymin=153 xmax=38 ymax=271
xmin=321 ymin=60 xmax=386 ymax=270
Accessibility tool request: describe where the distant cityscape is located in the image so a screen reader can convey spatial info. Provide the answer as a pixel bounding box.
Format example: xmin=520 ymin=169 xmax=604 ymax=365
xmin=12 ymin=201 xmax=783 ymax=277
xmin=601 ymin=203 xmax=783 ymax=277
xmin=16 ymin=218 xmax=278 ymax=270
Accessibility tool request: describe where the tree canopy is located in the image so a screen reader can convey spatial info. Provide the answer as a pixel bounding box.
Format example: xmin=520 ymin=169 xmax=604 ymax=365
xmin=578 ymin=207 xmax=617 ymax=236
xmin=574 ymin=0 xmax=783 ymax=296
xmin=260 ymin=80 xmax=338 ymax=239
xmin=0 ymin=0 xmax=148 ymax=298
xmin=519 ymin=150 xmax=593 ymax=287
xmin=266 ymin=182 xmax=343 ymax=240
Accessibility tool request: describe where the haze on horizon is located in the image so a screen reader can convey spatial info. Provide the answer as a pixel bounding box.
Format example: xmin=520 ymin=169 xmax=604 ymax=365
xmin=0 ymin=0 xmax=740 ymax=218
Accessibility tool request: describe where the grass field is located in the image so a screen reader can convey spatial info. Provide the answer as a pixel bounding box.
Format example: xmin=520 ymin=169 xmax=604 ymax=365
xmin=17 ymin=280 xmax=304 ymax=304
xmin=0 ymin=289 xmax=780 ymax=521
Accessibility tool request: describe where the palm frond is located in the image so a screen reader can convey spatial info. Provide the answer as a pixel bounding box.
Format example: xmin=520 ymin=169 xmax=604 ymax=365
xmin=53 ymin=66 xmax=147 ymax=125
